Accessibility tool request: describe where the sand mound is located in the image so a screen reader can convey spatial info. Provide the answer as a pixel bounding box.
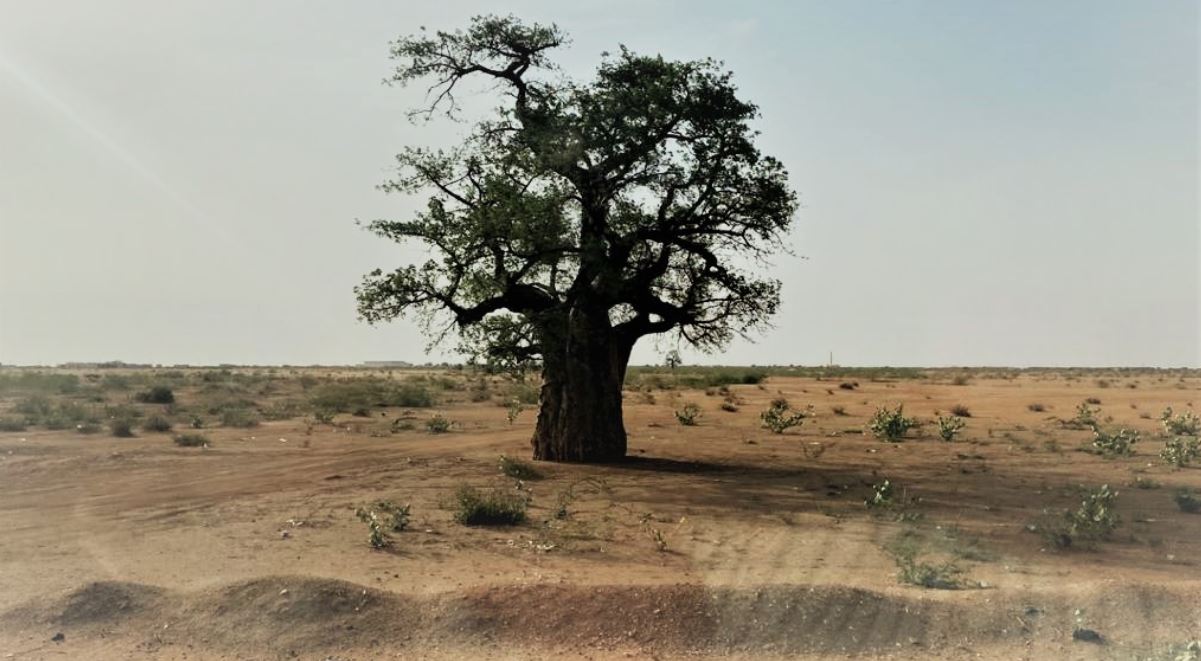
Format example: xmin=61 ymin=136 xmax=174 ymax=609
xmin=3 ymin=577 xmax=1198 ymax=659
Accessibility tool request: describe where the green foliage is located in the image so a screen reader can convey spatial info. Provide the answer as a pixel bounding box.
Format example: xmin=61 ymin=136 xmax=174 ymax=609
xmin=173 ymin=433 xmax=209 ymax=447
xmin=308 ymin=379 xmax=434 ymax=413
xmin=355 ymin=500 xmax=411 ymax=548
xmin=109 ymin=418 xmax=136 ymax=438
xmin=1173 ymin=488 xmax=1201 ymax=514
xmin=1070 ymin=402 xmax=1100 ymax=428
xmin=453 ymin=486 xmax=527 ymax=526
xmin=760 ymin=398 xmax=807 ymax=433
xmin=1161 ymin=407 xmax=1201 ymax=436
xmin=675 ymin=402 xmax=701 ymax=426
xmin=894 ymin=554 xmax=963 ymax=590
xmin=864 ymin=480 xmax=896 ymax=508
xmin=1042 ymin=484 xmax=1120 ymax=549
xmin=0 ymin=371 xmax=80 ymax=395
xmin=134 ymin=386 xmax=175 ymax=404
xmin=869 ymin=405 xmax=916 ymax=442
xmin=505 ymin=399 xmax=523 ymax=424
xmin=142 ymin=415 xmax=174 ymax=433
xmin=219 ymin=408 xmax=260 ymax=428
xmin=936 ymin=415 xmax=965 ymax=442
xmin=425 ymin=414 xmax=452 ymax=433
xmin=664 ymin=350 xmax=682 ymax=370
xmin=0 ymin=417 xmax=27 ymax=432
xmin=498 ymin=454 xmax=542 ymax=480
xmin=1161 ymin=436 xmax=1201 ymax=467
xmin=1090 ymin=427 xmax=1139 ymax=457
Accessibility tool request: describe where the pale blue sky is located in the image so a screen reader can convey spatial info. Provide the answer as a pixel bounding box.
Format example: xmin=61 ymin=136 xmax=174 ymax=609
xmin=0 ymin=1 xmax=1196 ymax=367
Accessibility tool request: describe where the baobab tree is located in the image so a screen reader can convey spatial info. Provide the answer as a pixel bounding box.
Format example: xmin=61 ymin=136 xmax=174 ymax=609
xmin=357 ymin=16 xmax=798 ymax=462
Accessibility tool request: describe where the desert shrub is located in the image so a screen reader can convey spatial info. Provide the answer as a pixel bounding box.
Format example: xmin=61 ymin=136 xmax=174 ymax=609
xmin=505 ymin=399 xmax=522 ymax=424
xmin=831 ymin=405 xmax=848 ymax=416
xmin=504 ymin=382 xmax=540 ymax=405
xmin=864 ymin=480 xmax=896 ymax=508
xmin=949 ymin=404 xmax=971 ymax=418
xmin=355 ymin=500 xmax=411 ymax=548
xmin=425 ymin=414 xmax=451 ymax=433
xmin=838 ymin=382 xmax=858 ymax=390
xmin=14 ymin=395 xmax=53 ymax=420
xmin=220 ymin=408 xmax=260 ymax=428
xmin=1027 ymin=403 xmax=1046 ymax=413
xmin=951 ymin=374 xmax=970 ymax=386
xmin=1084 ymin=397 xmax=1102 ymax=405
xmin=1161 ymin=436 xmax=1201 ymax=467
xmin=1091 ymin=427 xmax=1139 ymax=457
xmin=1161 ymin=407 xmax=1201 ymax=436
xmin=1132 ymin=476 xmax=1160 ymax=489
xmin=134 ymin=386 xmax=175 ymax=404
xmin=0 ymin=371 xmax=80 ymax=395
xmin=1069 ymin=402 xmax=1101 ymax=429
xmin=142 ymin=415 xmax=173 ymax=433
xmin=173 ymin=433 xmax=209 ymax=447
xmin=895 ymin=554 xmax=963 ymax=590
xmin=308 ymin=379 xmax=434 ymax=413
xmin=1041 ymin=484 xmax=1119 ymax=549
xmin=109 ymin=418 xmax=136 ymax=437
xmin=761 ymin=398 xmax=808 ymax=434
xmin=453 ymin=486 xmax=527 ymax=526
xmin=937 ymin=415 xmax=965 ymax=442
xmin=0 ymin=417 xmax=27 ymax=431
xmin=390 ymin=417 xmax=416 ymax=432
xmin=675 ymin=402 xmax=702 ymax=426
xmin=498 ymin=454 xmax=542 ymax=480
xmin=720 ymin=400 xmax=739 ymax=413
xmin=75 ymin=422 xmax=102 ymax=434
xmin=869 ymin=405 xmax=916 ymax=442
xmin=1173 ymin=488 xmax=1201 ymax=514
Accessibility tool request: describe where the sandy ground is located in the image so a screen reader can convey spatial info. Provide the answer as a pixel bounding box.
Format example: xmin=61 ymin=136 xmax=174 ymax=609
xmin=0 ymin=369 xmax=1199 ymax=659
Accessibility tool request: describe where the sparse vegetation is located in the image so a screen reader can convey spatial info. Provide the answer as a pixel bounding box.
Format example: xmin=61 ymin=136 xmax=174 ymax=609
xmin=498 ymin=454 xmax=542 ymax=480
xmin=760 ymin=398 xmax=808 ymax=433
xmin=355 ymin=500 xmax=411 ymax=548
xmin=1173 ymin=488 xmax=1201 ymax=514
xmin=425 ymin=414 xmax=452 ymax=433
xmin=869 ymin=405 xmax=916 ymax=442
xmin=219 ymin=408 xmax=260 ymax=428
xmin=134 ymin=386 xmax=175 ymax=404
xmin=453 ymin=486 xmax=527 ymax=526
xmin=1161 ymin=407 xmax=1201 ymax=436
xmin=1160 ymin=436 xmax=1201 ymax=467
xmin=109 ymin=418 xmax=135 ymax=437
xmin=865 ymin=480 xmax=896 ymax=508
xmin=1039 ymin=484 xmax=1120 ymax=549
xmin=1027 ymin=403 xmax=1046 ymax=412
xmin=937 ymin=415 xmax=965 ymax=442
xmin=142 ymin=414 xmax=173 ymax=433
xmin=1090 ymin=427 xmax=1139 ymax=457
xmin=949 ymin=404 xmax=971 ymax=418
xmin=173 ymin=433 xmax=209 ymax=447
xmin=675 ymin=402 xmax=701 ymax=426
xmin=894 ymin=553 xmax=963 ymax=589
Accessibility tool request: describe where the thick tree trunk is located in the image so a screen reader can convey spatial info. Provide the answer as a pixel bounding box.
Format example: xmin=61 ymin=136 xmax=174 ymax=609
xmin=531 ymin=312 xmax=630 ymax=462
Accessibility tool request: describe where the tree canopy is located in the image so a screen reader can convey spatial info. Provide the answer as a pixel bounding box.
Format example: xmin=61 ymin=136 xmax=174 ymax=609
xmin=357 ymin=15 xmax=798 ymax=372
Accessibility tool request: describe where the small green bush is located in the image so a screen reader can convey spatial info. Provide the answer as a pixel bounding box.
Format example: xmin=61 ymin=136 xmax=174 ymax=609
xmin=761 ymin=398 xmax=808 ymax=434
xmin=1173 ymin=488 xmax=1201 ymax=514
xmin=1161 ymin=436 xmax=1201 ymax=467
xmin=1161 ymin=407 xmax=1201 ymax=436
xmin=895 ymin=554 xmax=963 ymax=590
xmin=134 ymin=386 xmax=175 ymax=404
xmin=864 ymin=479 xmax=896 ymax=508
xmin=869 ymin=405 xmax=916 ymax=442
xmin=1041 ymin=484 xmax=1120 ymax=549
xmin=109 ymin=418 xmax=136 ymax=438
xmin=453 ymin=486 xmax=527 ymax=526
xmin=0 ymin=417 xmax=27 ymax=432
xmin=1091 ymin=427 xmax=1139 ymax=457
xmin=937 ymin=415 xmax=965 ymax=442
xmin=220 ymin=408 xmax=260 ymax=428
xmin=1070 ymin=402 xmax=1101 ymax=429
xmin=142 ymin=415 xmax=173 ymax=433
xmin=425 ymin=414 xmax=452 ymax=433
xmin=173 ymin=433 xmax=209 ymax=447
xmin=675 ymin=402 xmax=701 ymax=426
xmin=355 ymin=500 xmax=411 ymax=548
xmin=498 ymin=454 xmax=542 ymax=480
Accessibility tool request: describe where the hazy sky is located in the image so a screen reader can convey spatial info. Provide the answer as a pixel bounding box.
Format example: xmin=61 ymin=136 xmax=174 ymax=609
xmin=0 ymin=1 xmax=1197 ymax=367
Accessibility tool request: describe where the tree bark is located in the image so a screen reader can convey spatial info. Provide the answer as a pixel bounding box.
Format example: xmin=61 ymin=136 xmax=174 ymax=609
xmin=531 ymin=310 xmax=630 ymax=462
